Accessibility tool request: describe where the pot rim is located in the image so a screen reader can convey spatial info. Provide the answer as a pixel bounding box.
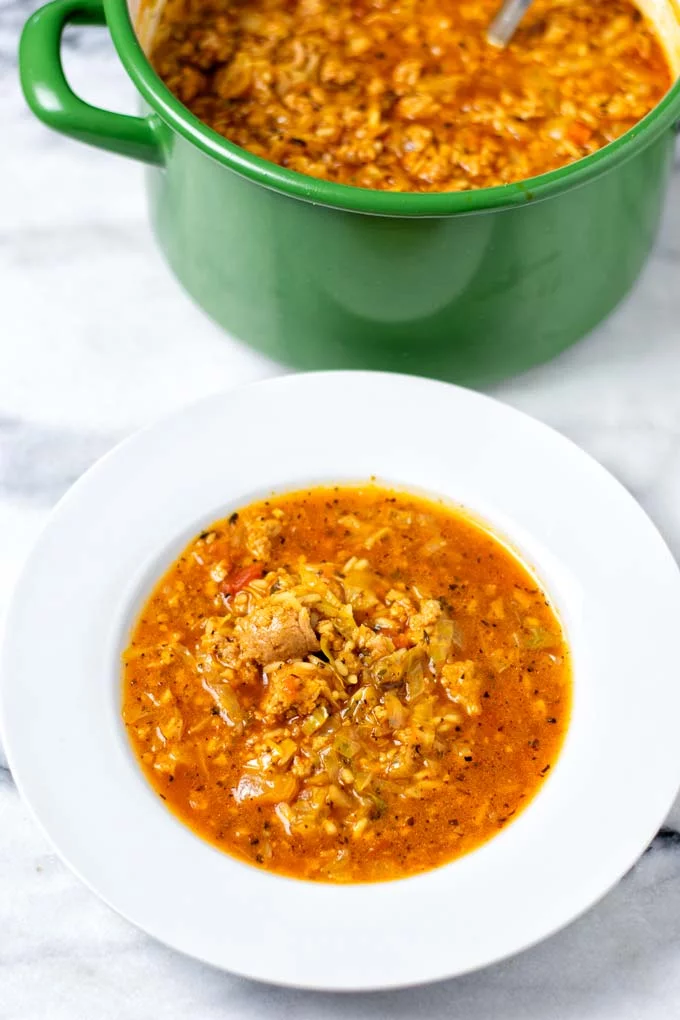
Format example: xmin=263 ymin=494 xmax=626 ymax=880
xmin=105 ymin=0 xmax=680 ymax=215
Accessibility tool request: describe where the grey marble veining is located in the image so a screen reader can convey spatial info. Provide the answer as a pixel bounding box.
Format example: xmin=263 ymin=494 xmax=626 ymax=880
xmin=0 ymin=418 xmax=119 ymax=505
xmin=0 ymin=0 xmax=112 ymax=65
xmin=5 ymin=3 xmax=680 ymax=1016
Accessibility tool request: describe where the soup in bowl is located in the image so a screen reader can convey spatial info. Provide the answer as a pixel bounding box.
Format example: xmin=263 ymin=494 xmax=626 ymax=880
xmin=3 ymin=372 xmax=680 ymax=988
xmin=123 ymin=484 xmax=571 ymax=882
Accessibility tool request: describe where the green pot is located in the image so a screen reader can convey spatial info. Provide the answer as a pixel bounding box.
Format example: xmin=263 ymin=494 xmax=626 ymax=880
xmin=19 ymin=0 xmax=680 ymax=384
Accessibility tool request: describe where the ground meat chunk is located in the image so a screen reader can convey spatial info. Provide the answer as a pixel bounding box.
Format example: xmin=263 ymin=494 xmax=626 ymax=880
xmin=261 ymin=661 xmax=328 ymax=718
xmin=441 ymin=660 xmax=481 ymax=715
xmin=244 ymin=514 xmax=282 ymax=560
xmin=407 ymin=599 xmax=442 ymax=643
xmin=234 ymin=599 xmax=319 ymax=665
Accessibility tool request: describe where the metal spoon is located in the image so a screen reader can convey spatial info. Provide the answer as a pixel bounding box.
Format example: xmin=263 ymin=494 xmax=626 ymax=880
xmin=487 ymin=0 xmax=533 ymax=47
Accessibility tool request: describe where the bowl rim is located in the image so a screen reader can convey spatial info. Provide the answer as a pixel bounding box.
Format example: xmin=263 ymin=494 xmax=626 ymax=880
xmin=105 ymin=0 xmax=680 ymax=216
xmin=3 ymin=370 xmax=680 ymax=990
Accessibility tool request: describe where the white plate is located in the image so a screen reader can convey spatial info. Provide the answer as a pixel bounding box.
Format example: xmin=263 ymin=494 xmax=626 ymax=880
xmin=2 ymin=371 xmax=680 ymax=991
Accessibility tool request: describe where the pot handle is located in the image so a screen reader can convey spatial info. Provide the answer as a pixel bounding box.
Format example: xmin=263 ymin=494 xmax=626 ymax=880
xmin=19 ymin=0 xmax=164 ymax=166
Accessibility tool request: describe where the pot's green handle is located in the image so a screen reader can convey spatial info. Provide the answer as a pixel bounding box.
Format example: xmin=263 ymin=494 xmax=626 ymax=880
xmin=19 ymin=0 xmax=164 ymax=165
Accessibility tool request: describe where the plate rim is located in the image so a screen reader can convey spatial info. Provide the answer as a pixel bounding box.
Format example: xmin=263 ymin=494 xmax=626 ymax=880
xmin=3 ymin=369 xmax=680 ymax=991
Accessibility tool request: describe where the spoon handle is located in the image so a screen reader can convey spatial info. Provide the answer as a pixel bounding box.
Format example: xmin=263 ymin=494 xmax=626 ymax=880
xmin=487 ymin=0 xmax=534 ymax=47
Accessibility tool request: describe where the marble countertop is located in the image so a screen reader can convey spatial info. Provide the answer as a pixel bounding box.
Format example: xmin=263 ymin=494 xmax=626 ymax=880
xmin=5 ymin=4 xmax=680 ymax=1016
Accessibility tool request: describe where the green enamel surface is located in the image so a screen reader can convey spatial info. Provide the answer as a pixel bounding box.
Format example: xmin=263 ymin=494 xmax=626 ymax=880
xmin=19 ymin=0 xmax=680 ymax=382
xmin=147 ymin=128 xmax=675 ymax=383
xmin=19 ymin=0 xmax=163 ymax=165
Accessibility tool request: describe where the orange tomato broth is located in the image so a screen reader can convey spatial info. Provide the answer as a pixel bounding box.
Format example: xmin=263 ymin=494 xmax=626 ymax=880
xmin=123 ymin=486 xmax=571 ymax=882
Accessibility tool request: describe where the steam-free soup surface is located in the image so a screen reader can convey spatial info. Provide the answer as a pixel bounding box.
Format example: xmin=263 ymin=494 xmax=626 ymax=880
xmin=149 ymin=0 xmax=671 ymax=191
xmin=123 ymin=486 xmax=571 ymax=882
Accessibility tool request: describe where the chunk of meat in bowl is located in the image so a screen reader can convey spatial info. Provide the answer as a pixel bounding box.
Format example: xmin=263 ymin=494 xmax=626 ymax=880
xmin=235 ymin=598 xmax=319 ymax=665
xmin=262 ymin=661 xmax=329 ymax=718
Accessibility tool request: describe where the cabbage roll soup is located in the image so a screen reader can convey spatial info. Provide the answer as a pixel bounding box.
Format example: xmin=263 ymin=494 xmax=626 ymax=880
xmin=148 ymin=0 xmax=673 ymax=192
xmin=122 ymin=486 xmax=571 ymax=882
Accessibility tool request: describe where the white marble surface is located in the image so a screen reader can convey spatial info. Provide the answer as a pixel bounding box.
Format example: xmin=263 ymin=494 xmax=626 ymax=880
xmin=5 ymin=3 xmax=680 ymax=1016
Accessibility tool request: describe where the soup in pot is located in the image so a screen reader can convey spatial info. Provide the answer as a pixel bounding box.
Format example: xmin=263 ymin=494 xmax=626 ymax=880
xmin=148 ymin=0 xmax=672 ymax=191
